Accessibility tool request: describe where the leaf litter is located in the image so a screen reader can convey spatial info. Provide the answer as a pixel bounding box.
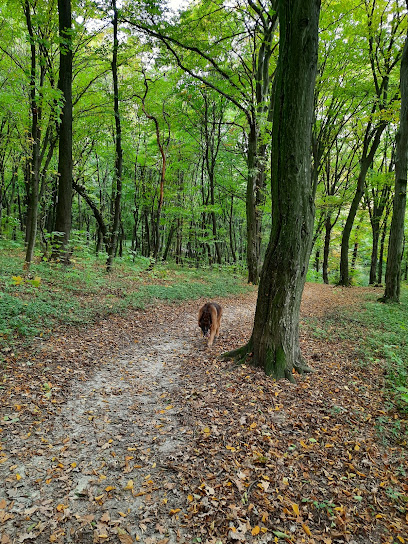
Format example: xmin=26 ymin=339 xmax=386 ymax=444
xmin=0 ymin=283 xmax=407 ymax=543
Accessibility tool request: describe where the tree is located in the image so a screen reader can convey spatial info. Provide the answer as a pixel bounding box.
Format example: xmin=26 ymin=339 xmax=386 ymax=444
xmin=123 ymin=0 xmax=278 ymax=283
xmin=53 ymin=0 xmax=73 ymax=260
xmin=338 ymin=0 xmax=404 ymax=286
xmin=23 ymin=0 xmax=42 ymax=267
xmin=224 ymin=0 xmax=321 ymax=380
xmin=381 ymin=7 xmax=408 ymax=303
xmin=106 ymin=0 xmax=123 ymax=272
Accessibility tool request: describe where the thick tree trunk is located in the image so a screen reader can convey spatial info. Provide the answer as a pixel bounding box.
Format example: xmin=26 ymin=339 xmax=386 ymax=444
xmin=224 ymin=0 xmax=320 ymax=380
xmin=53 ymin=0 xmax=73 ymax=260
xmin=382 ymin=30 xmax=408 ymax=302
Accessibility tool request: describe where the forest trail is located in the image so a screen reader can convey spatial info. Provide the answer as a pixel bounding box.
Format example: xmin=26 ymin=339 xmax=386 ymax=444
xmin=1 ymin=284 xmax=407 ymax=544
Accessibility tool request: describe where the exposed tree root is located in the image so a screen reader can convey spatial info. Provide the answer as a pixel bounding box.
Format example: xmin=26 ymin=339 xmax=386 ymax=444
xmin=223 ymin=339 xmax=313 ymax=383
xmin=222 ymin=339 xmax=253 ymax=366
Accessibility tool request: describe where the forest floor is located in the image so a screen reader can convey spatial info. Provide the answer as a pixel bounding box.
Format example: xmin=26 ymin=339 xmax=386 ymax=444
xmin=0 ymin=283 xmax=407 ymax=544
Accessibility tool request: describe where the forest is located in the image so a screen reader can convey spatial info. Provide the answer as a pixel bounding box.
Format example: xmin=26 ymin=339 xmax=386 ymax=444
xmin=0 ymin=0 xmax=406 ymax=288
xmin=1 ymin=0 xmax=408 ymax=543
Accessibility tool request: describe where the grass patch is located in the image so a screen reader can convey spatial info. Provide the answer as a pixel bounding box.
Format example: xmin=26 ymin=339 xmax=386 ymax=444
xmin=0 ymin=242 xmax=252 ymax=350
xmin=304 ymin=285 xmax=408 ymax=414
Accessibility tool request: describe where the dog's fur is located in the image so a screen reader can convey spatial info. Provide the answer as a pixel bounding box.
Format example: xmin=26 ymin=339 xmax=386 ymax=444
xmin=198 ymin=302 xmax=222 ymax=347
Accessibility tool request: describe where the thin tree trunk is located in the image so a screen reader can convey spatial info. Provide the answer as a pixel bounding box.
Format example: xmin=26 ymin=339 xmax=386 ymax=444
xmin=24 ymin=1 xmax=41 ymax=268
xmin=322 ymin=213 xmax=332 ymax=284
xmin=229 ymin=195 xmax=237 ymax=263
xmin=106 ymin=0 xmax=123 ymax=272
xmin=378 ymin=208 xmax=389 ymax=284
xmin=246 ymin=122 xmax=261 ymax=283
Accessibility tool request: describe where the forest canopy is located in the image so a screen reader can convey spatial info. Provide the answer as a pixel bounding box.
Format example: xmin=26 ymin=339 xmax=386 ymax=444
xmin=0 ymin=0 xmax=407 ymax=290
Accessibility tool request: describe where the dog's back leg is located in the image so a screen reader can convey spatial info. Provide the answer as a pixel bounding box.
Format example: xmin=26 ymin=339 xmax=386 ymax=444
xmin=208 ymin=305 xmax=218 ymax=346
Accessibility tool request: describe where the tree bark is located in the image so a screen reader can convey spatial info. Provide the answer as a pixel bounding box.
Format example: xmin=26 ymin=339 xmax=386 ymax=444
xmin=224 ymin=0 xmax=320 ymax=380
xmin=24 ymin=1 xmax=41 ymax=268
xmin=322 ymin=213 xmax=332 ymax=284
xmin=382 ymin=26 xmax=408 ymax=302
xmin=106 ymin=0 xmax=123 ymax=272
xmin=53 ymin=0 xmax=73 ymax=261
xmin=377 ymin=208 xmax=389 ymax=284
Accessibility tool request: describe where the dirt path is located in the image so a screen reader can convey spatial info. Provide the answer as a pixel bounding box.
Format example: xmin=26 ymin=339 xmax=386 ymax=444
xmin=0 ymin=296 xmax=255 ymax=543
xmin=1 ymin=285 xmax=407 ymax=544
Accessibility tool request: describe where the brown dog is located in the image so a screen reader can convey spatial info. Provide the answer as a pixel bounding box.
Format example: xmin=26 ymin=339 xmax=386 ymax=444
xmin=198 ymin=302 xmax=222 ymax=347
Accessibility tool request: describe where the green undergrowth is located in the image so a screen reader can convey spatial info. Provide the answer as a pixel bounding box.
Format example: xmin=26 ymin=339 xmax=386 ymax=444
xmin=0 ymin=242 xmax=252 ymax=351
xmin=303 ymin=286 xmax=408 ymax=417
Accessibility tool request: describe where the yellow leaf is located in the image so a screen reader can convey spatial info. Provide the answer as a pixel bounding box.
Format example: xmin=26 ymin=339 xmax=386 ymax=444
xmin=302 ymin=523 xmax=312 ymax=536
xmin=12 ymin=276 xmax=24 ymax=286
xmin=169 ymin=508 xmax=181 ymax=515
xmin=187 ymin=495 xmax=193 ymax=502
xmin=250 ymin=422 xmax=257 ymax=430
xmin=71 ymin=462 xmax=77 ymax=468
xmin=397 ymin=537 xmax=405 ymax=543
xmin=165 ymin=405 xmax=173 ymax=410
xmin=124 ymin=480 xmax=134 ymax=490
xmin=105 ymin=486 xmax=115 ymax=492
xmin=292 ymin=503 xmax=300 ymax=517
xmin=203 ymin=427 xmax=211 ymax=434
xmin=16 ymin=474 xmax=22 ymax=481
xmin=56 ymin=504 xmax=67 ymax=512
xmin=251 ymin=526 xmax=260 ymax=536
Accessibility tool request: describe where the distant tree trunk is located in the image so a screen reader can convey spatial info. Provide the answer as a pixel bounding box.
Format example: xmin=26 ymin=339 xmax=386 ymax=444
xmin=53 ymin=0 xmax=73 ymax=261
xmin=137 ymin=75 xmax=166 ymax=262
xmin=322 ymin=213 xmax=332 ymax=284
xmin=229 ymin=195 xmax=237 ymax=263
xmin=73 ymin=180 xmax=108 ymax=248
xmin=381 ymin=26 xmax=408 ymax=302
xmin=106 ymin=0 xmax=123 ymax=272
xmin=224 ymin=0 xmax=320 ymax=380
xmin=350 ymin=217 xmax=362 ymax=272
xmin=377 ymin=210 xmax=389 ymax=284
xmin=162 ymin=221 xmax=176 ymax=261
xmin=246 ymin=121 xmax=262 ymax=284
xmin=24 ymin=1 xmax=41 ymax=268
xmin=314 ymin=249 xmax=320 ymax=272
xmin=367 ymin=184 xmax=390 ymax=284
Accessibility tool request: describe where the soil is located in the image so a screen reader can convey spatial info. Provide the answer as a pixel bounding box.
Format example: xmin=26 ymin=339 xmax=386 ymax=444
xmin=0 ymin=283 xmax=407 ymax=544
